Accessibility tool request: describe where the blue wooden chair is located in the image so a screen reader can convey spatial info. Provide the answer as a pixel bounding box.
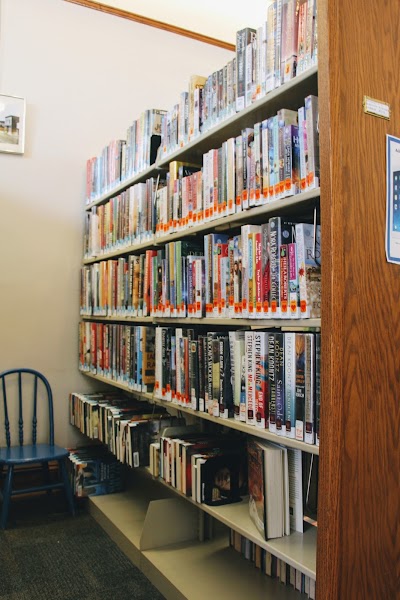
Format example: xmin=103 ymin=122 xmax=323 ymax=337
xmin=0 ymin=368 xmax=75 ymax=528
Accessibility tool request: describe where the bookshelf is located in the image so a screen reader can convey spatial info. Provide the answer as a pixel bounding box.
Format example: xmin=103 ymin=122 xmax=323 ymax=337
xmin=89 ymin=470 xmax=312 ymax=600
xmin=77 ymin=1 xmax=400 ymax=598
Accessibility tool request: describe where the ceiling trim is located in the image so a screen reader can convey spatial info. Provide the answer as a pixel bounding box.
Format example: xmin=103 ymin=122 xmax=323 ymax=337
xmin=64 ymin=0 xmax=236 ymax=51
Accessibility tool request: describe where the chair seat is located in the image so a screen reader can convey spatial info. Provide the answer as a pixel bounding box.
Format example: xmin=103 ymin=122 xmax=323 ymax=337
xmin=0 ymin=444 xmax=69 ymax=465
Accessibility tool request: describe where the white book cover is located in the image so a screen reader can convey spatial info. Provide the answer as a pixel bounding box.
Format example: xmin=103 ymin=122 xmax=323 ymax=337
xmin=288 ymin=448 xmax=303 ymax=532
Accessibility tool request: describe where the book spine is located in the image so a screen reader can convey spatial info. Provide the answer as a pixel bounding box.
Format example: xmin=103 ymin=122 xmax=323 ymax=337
xmin=275 ymin=332 xmax=285 ymax=435
xmin=268 ymin=333 xmax=276 ymax=433
xmin=305 ymin=95 xmax=320 ymax=188
xmin=245 ymin=331 xmax=255 ymax=425
xmin=285 ymin=332 xmax=296 ymax=438
xmin=269 ymin=217 xmax=280 ymax=317
xmin=295 ymin=223 xmax=310 ymax=318
xmin=254 ymin=331 xmax=267 ymax=428
xmin=315 ymin=332 xmax=321 ymax=446
xmin=295 ymin=333 xmax=305 ymax=440
xmin=304 ymin=333 xmax=315 ymax=444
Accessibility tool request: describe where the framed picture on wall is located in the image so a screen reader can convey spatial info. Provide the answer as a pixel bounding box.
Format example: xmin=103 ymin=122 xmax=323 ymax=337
xmin=0 ymin=94 xmax=26 ymax=154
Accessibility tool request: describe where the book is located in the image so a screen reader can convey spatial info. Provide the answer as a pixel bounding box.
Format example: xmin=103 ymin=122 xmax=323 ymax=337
xmin=200 ymin=450 xmax=247 ymax=506
xmin=247 ymin=439 xmax=289 ymax=540
xmin=247 ymin=438 xmax=266 ymax=537
xmin=295 ymin=222 xmax=321 ymax=318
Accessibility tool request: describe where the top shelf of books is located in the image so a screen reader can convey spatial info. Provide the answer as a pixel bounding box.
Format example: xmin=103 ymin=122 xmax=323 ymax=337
xmin=85 ymin=1 xmax=318 ymax=210
xmin=85 ymin=66 xmax=318 ymax=211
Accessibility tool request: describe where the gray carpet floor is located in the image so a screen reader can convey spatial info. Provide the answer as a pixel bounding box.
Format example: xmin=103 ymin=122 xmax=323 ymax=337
xmin=0 ymin=495 xmax=166 ymax=600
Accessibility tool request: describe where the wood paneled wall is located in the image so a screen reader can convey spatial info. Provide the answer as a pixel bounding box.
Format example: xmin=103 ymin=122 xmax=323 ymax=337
xmin=318 ymin=0 xmax=400 ymax=598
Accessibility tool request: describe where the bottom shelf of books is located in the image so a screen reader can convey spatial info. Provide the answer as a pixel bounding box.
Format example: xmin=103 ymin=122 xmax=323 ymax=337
xmin=88 ymin=470 xmax=314 ymax=600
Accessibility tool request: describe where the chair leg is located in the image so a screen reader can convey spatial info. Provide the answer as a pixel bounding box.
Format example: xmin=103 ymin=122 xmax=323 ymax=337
xmin=58 ymin=459 xmax=75 ymax=517
xmin=42 ymin=462 xmax=52 ymax=496
xmin=1 ymin=465 xmax=14 ymax=529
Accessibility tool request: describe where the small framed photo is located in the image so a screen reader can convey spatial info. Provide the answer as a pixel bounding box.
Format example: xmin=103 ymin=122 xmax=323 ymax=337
xmin=0 ymin=94 xmax=26 ymax=154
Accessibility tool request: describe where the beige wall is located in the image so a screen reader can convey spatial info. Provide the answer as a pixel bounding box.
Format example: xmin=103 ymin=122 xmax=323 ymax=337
xmin=99 ymin=0 xmax=269 ymax=44
xmin=0 ymin=0 xmax=233 ymax=447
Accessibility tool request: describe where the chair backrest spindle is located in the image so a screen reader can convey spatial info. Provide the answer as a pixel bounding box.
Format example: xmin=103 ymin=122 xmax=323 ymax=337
xmin=2 ymin=377 xmax=10 ymax=447
xmin=0 ymin=369 xmax=55 ymax=448
xmin=32 ymin=374 xmax=38 ymax=445
xmin=18 ymin=372 xmax=24 ymax=446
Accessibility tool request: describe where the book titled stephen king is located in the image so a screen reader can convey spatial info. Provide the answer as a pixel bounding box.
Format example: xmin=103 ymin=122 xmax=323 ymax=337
xmin=245 ymin=331 xmax=255 ymax=425
xmin=254 ymin=331 xmax=268 ymax=429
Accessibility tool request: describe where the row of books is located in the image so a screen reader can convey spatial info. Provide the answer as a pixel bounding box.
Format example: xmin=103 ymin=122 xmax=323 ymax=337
xmin=67 ymin=445 xmax=125 ymax=497
xmin=159 ymin=97 xmax=319 ymax=234
xmin=84 ymin=95 xmax=319 ymax=261
xmin=69 ymin=391 xmax=184 ymax=469
xmin=84 ymin=176 xmax=159 ymax=259
xmin=148 ymin=426 xmax=306 ymax=539
xmin=160 ymin=1 xmax=318 ymax=158
xmin=154 ymin=328 xmax=320 ymax=446
xmin=81 ymin=218 xmax=321 ymax=321
xmin=84 ymin=1 xmax=318 ymax=204
xmin=230 ymin=529 xmax=316 ymax=598
xmin=79 ymin=322 xmax=156 ymax=393
xmin=86 ymin=109 xmax=164 ymax=203
xmin=78 ymin=322 xmax=320 ymax=446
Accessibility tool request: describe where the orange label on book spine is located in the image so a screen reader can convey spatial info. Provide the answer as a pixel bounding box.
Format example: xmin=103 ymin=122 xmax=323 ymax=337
xmin=271 ymin=301 xmax=277 ymax=312
xmin=300 ymin=300 xmax=307 ymax=312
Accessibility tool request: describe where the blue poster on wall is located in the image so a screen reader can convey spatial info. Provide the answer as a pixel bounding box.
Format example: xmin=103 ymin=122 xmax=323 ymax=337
xmin=386 ymin=134 xmax=400 ymax=263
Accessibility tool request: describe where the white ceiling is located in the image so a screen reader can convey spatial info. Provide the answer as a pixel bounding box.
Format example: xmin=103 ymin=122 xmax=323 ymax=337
xmin=97 ymin=0 xmax=268 ymax=44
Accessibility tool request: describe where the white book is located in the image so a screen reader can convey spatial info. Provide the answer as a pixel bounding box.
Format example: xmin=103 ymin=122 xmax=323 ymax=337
xmin=288 ymin=448 xmax=303 ymax=532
